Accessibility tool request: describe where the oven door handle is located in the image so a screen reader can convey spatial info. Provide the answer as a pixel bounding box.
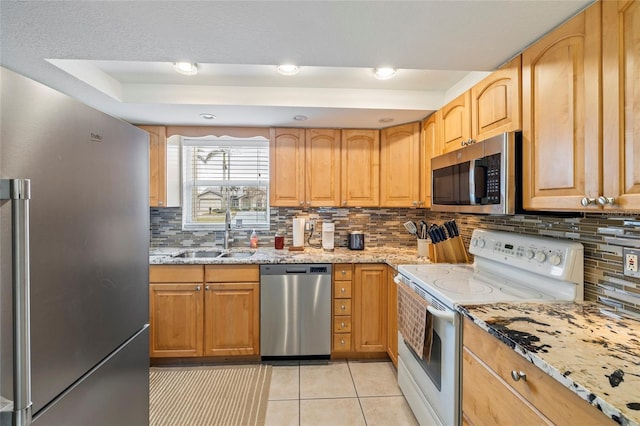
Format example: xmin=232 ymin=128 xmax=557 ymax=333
xmin=427 ymin=305 xmax=456 ymax=324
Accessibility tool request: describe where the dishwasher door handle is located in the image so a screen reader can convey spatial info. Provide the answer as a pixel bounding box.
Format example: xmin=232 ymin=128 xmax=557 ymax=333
xmin=285 ymin=268 xmax=307 ymax=274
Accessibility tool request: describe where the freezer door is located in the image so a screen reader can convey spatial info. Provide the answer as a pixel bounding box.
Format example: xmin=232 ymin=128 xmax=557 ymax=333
xmin=0 ymin=67 xmax=150 ymax=415
xmin=31 ymin=327 xmax=149 ymax=426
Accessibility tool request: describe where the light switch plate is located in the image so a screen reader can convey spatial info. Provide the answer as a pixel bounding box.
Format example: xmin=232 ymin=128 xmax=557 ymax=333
xmin=623 ymin=247 xmax=639 ymax=278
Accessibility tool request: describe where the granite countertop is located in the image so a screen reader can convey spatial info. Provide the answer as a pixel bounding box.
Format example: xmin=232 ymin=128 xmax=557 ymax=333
xmin=149 ymin=246 xmax=430 ymax=269
xmin=460 ymin=302 xmax=640 ymax=426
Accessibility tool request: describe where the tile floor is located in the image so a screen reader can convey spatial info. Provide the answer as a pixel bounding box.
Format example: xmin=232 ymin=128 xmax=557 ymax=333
xmin=264 ymin=360 xmax=418 ymax=426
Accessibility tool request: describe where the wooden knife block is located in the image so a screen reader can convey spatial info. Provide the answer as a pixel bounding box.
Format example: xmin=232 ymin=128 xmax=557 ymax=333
xmin=428 ymin=236 xmax=470 ymax=263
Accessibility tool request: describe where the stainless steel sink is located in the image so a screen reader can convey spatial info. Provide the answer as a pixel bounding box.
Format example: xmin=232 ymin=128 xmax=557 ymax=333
xmin=218 ymin=251 xmax=255 ymax=258
xmin=173 ymin=250 xmax=223 ymax=258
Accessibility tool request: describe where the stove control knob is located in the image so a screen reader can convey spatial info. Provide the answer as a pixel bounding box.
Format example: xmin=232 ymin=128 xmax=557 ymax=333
xmin=526 ymin=250 xmax=535 ymax=260
xmin=549 ymin=254 xmax=562 ymax=266
xmin=476 ymin=238 xmax=485 ymax=248
xmin=534 ymin=251 xmax=546 ymax=263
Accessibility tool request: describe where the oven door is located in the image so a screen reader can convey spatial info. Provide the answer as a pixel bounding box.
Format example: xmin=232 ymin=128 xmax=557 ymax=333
xmin=395 ymin=276 xmax=460 ymax=426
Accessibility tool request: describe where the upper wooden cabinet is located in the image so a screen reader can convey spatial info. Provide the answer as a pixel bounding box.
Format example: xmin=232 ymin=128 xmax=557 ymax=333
xmin=602 ymin=0 xmax=640 ymax=210
xmin=341 ymin=129 xmax=380 ymax=207
xmin=380 ymin=122 xmax=421 ymax=207
xmin=269 ymin=128 xmax=305 ymax=207
xmin=522 ymin=3 xmax=602 ymax=211
xmin=439 ymin=91 xmax=471 ymax=154
xmin=138 ymin=125 xmax=166 ymax=207
xmin=270 ymin=128 xmax=341 ymax=207
xmin=420 ymin=114 xmax=439 ymax=208
xmin=471 ymin=55 xmax=522 ymax=141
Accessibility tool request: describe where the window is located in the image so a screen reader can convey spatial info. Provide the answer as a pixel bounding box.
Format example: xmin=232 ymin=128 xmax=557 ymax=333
xmin=182 ymin=136 xmax=269 ymax=230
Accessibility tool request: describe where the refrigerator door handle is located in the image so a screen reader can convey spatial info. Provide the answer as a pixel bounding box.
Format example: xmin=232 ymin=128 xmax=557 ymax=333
xmin=1 ymin=179 xmax=33 ymax=426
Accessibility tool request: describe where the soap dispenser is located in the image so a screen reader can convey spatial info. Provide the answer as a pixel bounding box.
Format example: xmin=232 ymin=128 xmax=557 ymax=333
xmin=250 ymin=229 xmax=258 ymax=248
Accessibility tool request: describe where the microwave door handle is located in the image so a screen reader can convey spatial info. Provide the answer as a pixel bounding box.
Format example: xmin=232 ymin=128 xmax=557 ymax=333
xmin=1 ymin=179 xmax=33 ymax=426
xmin=468 ymin=160 xmax=476 ymax=205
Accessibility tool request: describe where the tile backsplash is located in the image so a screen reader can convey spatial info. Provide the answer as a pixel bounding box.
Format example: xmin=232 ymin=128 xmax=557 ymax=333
xmin=150 ymin=207 xmax=640 ymax=316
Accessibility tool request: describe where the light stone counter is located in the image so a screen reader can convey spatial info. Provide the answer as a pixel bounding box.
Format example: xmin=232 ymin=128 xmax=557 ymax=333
xmin=460 ymin=302 xmax=640 ymax=426
xmin=149 ymin=246 xmax=430 ymax=269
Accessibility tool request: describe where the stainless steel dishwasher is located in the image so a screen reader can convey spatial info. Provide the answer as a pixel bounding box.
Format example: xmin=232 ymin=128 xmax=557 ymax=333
xmin=260 ymin=264 xmax=331 ymax=357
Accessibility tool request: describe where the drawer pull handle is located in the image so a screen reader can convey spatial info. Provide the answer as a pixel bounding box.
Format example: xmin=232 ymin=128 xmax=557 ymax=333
xmin=511 ymin=371 xmax=527 ymax=382
xmin=341 ymin=287 xmax=346 ymax=293
xmin=341 ymin=270 xmax=347 ymax=275
xmin=341 ymin=305 xmax=346 ymax=310
xmin=340 ymin=339 xmax=345 ymax=345
xmin=341 ymin=322 xmax=346 ymax=328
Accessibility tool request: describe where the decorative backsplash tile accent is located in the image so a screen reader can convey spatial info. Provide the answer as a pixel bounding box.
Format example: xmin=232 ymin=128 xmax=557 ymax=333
xmin=150 ymin=207 xmax=640 ymax=316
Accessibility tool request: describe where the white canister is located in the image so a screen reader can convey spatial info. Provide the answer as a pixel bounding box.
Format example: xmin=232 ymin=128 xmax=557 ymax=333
xmin=322 ymin=222 xmax=335 ymax=251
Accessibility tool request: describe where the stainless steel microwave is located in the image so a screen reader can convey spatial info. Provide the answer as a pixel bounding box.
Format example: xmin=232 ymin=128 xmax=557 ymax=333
xmin=431 ymin=132 xmax=518 ymax=214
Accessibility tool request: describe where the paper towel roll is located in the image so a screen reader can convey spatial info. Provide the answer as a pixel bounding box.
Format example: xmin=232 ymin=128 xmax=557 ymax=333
xmin=292 ymin=218 xmax=305 ymax=247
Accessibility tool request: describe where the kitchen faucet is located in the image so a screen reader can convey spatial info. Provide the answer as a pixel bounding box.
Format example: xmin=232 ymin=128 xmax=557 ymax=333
xmin=224 ymin=208 xmax=234 ymax=249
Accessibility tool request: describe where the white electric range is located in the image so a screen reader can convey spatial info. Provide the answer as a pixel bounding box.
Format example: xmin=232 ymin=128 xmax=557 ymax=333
xmin=394 ymin=229 xmax=584 ymax=426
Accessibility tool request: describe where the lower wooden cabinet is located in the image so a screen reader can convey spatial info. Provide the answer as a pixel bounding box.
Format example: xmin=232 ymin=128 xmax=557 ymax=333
xmin=149 ymin=265 xmax=260 ymax=358
xmin=462 ymin=318 xmax=613 ymax=425
xmin=353 ymin=264 xmax=387 ymax=352
xmin=386 ymin=266 xmax=398 ymax=366
xmin=332 ymin=264 xmax=353 ymax=353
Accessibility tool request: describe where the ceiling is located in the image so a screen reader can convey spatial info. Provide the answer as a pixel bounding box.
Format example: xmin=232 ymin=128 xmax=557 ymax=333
xmin=0 ymin=1 xmax=594 ymax=129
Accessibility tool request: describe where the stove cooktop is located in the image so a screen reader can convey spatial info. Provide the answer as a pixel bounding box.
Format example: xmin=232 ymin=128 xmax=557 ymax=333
xmin=397 ymin=229 xmax=584 ymax=309
xmin=397 ymin=263 xmax=561 ymax=309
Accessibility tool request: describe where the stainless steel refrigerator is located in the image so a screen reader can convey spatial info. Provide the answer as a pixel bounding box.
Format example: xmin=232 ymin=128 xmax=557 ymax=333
xmin=0 ymin=67 xmax=150 ymax=425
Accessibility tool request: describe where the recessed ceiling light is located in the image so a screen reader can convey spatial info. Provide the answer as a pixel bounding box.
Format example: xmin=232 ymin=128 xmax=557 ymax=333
xmin=173 ymin=62 xmax=198 ymax=76
xmin=200 ymin=113 xmax=215 ymax=120
xmin=378 ymin=117 xmax=394 ymax=123
xmin=293 ymin=115 xmax=308 ymax=121
xmin=373 ymin=67 xmax=396 ymax=80
xmin=277 ymin=64 xmax=300 ymax=76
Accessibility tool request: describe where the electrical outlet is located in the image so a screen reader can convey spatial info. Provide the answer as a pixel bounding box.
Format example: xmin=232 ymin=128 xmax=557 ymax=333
xmin=623 ymin=248 xmax=639 ymax=278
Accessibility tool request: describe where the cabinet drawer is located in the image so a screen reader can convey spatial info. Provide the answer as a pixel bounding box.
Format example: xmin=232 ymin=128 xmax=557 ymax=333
xmin=463 ymin=318 xmax=612 ymax=425
xmin=150 ymin=265 xmax=203 ymax=283
xmin=205 ymin=265 xmax=259 ymax=282
xmin=334 ymin=315 xmax=352 ymax=333
xmin=333 ymin=333 xmax=352 ymax=351
xmin=333 ymin=299 xmax=352 ymax=316
xmin=334 ymin=280 xmax=352 ymax=298
xmin=333 ymin=264 xmax=352 ymax=280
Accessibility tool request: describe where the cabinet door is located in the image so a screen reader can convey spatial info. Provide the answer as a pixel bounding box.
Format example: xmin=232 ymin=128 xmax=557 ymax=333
xmin=522 ymin=4 xmax=601 ymax=211
xmin=353 ymin=264 xmax=387 ymax=352
xmin=603 ymin=0 xmax=640 ymax=210
xmin=380 ymin=122 xmax=421 ymax=207
xmin=440 ymin=91 xmax=471 ymax=154
xmin=204 ymin=283 xmax=260 ymax=356
xmin=149 ymin=283 xmax=203 ymax=358
xmin=341 ymin=129 xmax=380 ymax=207
xmin=270 ymin=128 xmax=305 ymax=207
xmin=420 ymin=114 xmax=439 ymax=208
xmin=138 ymin=126 xmax=166 ymax=207
xmin=462 ymin=348 xmax=551 ymax=425
xmin=386 ymin=266 xmax=398 ymax=367
xmin=306 ymin=129 xmax=341 ymax=207
xmin=471 ymin=55 xmax=522 ymax=141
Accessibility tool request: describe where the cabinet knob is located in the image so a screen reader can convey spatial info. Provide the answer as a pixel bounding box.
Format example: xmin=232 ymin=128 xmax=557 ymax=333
xmin=299 ymin=201 xmax=304 ymax=206
xmin=341 ymin=304 xmax=346 ymax=310
xmin=158 ymin=201 xmax=163 ymax=206
xmin=195 ymin=285 xmax=201 ymax=292
xmin=412 ymin=200 xmax=418 ymax=206
xmin=341 ymin=287 xmax=346 ymax=293
xmin=341 ymin=322 xmax=346 ymax=328
xmin=341 ymin=270 xmax=347 ymax=276
xmin=205 ymin=285 xmax=210 ymax=291
xmin=597 ymin=196 xmax=616 ymax=206
xmin=342 ymin=201 xmax=347 ymax=206
xmin=580 ymin=197 xmax=596 ymax=206
xmin=340 ymin=339 xmax=345 ymax=345
xmin=511 ymin=370 xmax=527 ymax=382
